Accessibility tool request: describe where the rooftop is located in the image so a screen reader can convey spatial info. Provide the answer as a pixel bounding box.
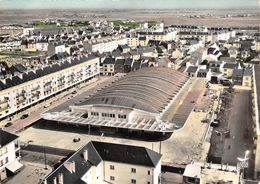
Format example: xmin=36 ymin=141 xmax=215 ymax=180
xmin=0 ymin=55 xmax=96 ymax=91
xmin=0 ymin=129 xmax=18 ymax=147
xmin=77 ymin=67 xmax=188 ymax=114
xmin=44 ymin=141 xmax=161 ymax=184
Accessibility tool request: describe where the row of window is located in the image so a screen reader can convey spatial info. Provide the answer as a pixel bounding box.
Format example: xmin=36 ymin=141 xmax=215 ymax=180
xmin=91 ymin=112 xmax=99 ymax=116
xmin=0 ymin=157 xmax=8 ymax=167
xmin=110 ymin=165 xmax=150 ymax=175
xmin=102 ymin=113 xmax=115 ymax=118
xmin=118 ymin=114 xmax=127 ymax=119
xmin=90 ymin=112 xmax=127 ymax=119
xmin=110 ymin=176 xmax=151 ymax=184
xmin=0 ymin=147 xmax=7 ymax=157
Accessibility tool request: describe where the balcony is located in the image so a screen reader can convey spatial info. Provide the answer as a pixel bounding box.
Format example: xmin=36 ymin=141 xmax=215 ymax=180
xmin=31 ymin=86 xmax=40 ymax=92
xmin=16 ymin=96 xmax=26 ymax=105
xmin=0 ymin=99 xmax=8 ymax=105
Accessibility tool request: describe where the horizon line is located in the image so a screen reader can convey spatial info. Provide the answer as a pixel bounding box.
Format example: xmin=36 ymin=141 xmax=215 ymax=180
xmin=0 ymin=7 xmax=259 ymax=10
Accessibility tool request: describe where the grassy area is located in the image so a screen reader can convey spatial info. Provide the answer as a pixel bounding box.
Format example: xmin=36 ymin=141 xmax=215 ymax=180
xmin=113 ymin=20 xmax=140 ymax=29
xmin=0 ymin=51 xmax=40 ymax=57
xmin=32 ymin=21 xmax=58 ymax=29
xmin=32 ymin=21 xmax=90 ymax=29
xmin=148 ymin=21 xmax=157 ymax=28
xmin=69 ymin=21 xmax=90 ymax=27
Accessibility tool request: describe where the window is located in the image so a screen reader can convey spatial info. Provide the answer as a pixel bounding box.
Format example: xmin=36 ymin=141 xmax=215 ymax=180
xmin=148 ymin=170 xmax=150 ymax=175
xmin=110 ymin=176 xmax=115 ymax=181
xmin=131 ymin=179 xmax=136 ymax=184
xmin=5 ymin=157 xmax=8 ymax=164
xmin=110 ymin=165 xmax=115 ymax=170
xmin=131 ymin=168 xmax=136 ymax=173
xmin=118 ymin=114 xmax=127 ymax=119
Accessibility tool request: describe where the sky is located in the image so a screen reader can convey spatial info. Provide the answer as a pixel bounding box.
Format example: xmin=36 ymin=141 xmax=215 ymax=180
xmin=0 ymin=0 xmax=259 ymax=9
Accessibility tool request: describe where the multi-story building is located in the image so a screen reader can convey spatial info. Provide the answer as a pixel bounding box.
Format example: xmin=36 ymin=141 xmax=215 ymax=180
xmin=48 ymin=42 xmax=66 ymax=56
xmin=42 ymin=141 xmax=162 ymax=184
xmin=0 ymin=129 xmax=22 ymax=182
xmin=36 ymin=40 xmax=49 ymax=52
xmin=137 ymin=31 xmax=177 ymax=42
xmin=176 ymin=30 xmax=233 ymax=43
xmin=102 ymin=58 xmax=115 ymax=76
xmin=242 ymin=68 xmax=252 ymax=87
xmin=42 ymin=67 xmax=189 ymax=135
xmin=83 ymin=34 xmax=127 ymax=54
xmin=0 ymin=55 xmax=100 ymax=120
xmin=0 ymin=37 xmax=21 ymax=51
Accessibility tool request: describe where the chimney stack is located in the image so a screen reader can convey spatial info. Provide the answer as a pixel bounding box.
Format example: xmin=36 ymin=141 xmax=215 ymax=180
xmin=64 ymin=161 xmax=76 ymax=174
xmin=58 ymin=173 xmax=64 ymax=184
xmin=83 ymin=150 xmax=88 ymax=161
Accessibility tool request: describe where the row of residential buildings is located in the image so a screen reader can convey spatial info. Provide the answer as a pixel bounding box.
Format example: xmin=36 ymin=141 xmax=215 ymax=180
xmin=0 ymin=55 xmax=99 ymax=120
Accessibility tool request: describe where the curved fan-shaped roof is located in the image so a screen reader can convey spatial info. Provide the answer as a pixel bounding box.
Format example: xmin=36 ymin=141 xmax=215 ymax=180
xmin=78 ymin=67 xmax=189 ymax=113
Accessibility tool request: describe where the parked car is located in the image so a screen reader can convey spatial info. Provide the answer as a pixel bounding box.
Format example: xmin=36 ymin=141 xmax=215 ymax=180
xmin=44 ymin=103 xmax=51 ymax=108
xmin=4 ymin=122 xmax=12 ymax=127
xmin=20 ymin=114 xmax=29 ymax=119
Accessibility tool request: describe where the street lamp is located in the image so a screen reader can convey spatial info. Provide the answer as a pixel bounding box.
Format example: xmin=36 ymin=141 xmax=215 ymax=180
xmin=237 ymin=150 xmax=250 ymax=178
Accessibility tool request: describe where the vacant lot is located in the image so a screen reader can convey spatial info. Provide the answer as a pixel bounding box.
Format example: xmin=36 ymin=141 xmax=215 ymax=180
xmin=0 ymin=9 xmax=259 ymax=27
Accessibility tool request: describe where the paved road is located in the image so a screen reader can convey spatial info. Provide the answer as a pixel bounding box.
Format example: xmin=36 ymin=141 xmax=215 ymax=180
xmin=2 ymin=76 xmax=118 ymax=134
xmin=221 ymin=90 xmax=254 ymax=174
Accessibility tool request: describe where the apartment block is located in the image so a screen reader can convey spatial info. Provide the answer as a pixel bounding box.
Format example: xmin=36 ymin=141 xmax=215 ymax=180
xmin=42 ymin=141 xmax=162 ymax=184
xmin=0 ymin=130 xmax=22 ymax=182
xmin=0 ymin=55 xmax=100 ymax=120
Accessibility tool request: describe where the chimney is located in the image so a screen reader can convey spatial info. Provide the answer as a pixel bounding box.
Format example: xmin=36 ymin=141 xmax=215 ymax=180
xmin=64 ymin=161 xmax=76 ymax=174
xmin=53 ymin=177 xmax=57 ymax=184
xmin=83 ymin=150 xmax=88 ymax=161
xmin=58 ymin=173 xmax=64 ymax=184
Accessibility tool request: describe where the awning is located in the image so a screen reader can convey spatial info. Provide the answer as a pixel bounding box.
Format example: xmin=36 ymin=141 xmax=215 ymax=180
xmin=6 ymin=161 xmax=23 ymax=173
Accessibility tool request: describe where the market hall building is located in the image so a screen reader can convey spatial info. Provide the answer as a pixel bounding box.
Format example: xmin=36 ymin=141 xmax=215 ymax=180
xmin=42 ymin=67 xmax=189 ymax=136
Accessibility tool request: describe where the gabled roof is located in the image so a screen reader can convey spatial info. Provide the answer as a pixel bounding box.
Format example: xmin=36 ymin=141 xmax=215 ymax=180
xmin=0 ymin=130 xmax=18 ymax=147
xmin=103 ymin=58 xmax=115 ymax=65
xmin=44 ymin=141 xmax=161 ymax=184
xmin=49 ymin=52 xmax=69 ymax=61
xmin=92 ymin=141 xmax=161 ymax=167
xmin=12 ymin=64 xmax=27 ymax=73
xmin=124 ymin=58 xmax=133 ymax=66
xmin=115 ymin=59 xmax=125 ymax=66
xmin=223 ymin=63 xmax=238 ymax=69
xmin=186 ymin=66 xmax=198 ymax=73
xmin=45 ymin=142 xmax=102 ymax=184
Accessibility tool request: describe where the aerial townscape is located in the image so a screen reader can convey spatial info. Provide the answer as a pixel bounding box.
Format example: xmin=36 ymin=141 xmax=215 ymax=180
xmin=0 ymin=0 xmax=260 ymax=184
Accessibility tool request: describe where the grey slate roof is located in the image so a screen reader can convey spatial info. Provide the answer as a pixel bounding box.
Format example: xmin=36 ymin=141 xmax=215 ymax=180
xmin=45 ymin=142 xmax=102 ymax=184
xmin=223 ymin=63 xmax=238 ymax=69
xmin=92 ymin=141 xmax=161 ymax=167
xmin=186 ymin=66 xmax=198 ymax=73
xmin=244 ymin=68 xmax=252 ymax=76
xmin=233 ymin=69 xmax=244 ymax=77
xmin=12 ymin=64 xmax=27 ymax=73
xmin=103 ymin=58 xmax=115 ymax=65
xmin=0 ymin=129 xmax=18 ymax=147
xmin=44 ymin=141 xmax=161 ymax=184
